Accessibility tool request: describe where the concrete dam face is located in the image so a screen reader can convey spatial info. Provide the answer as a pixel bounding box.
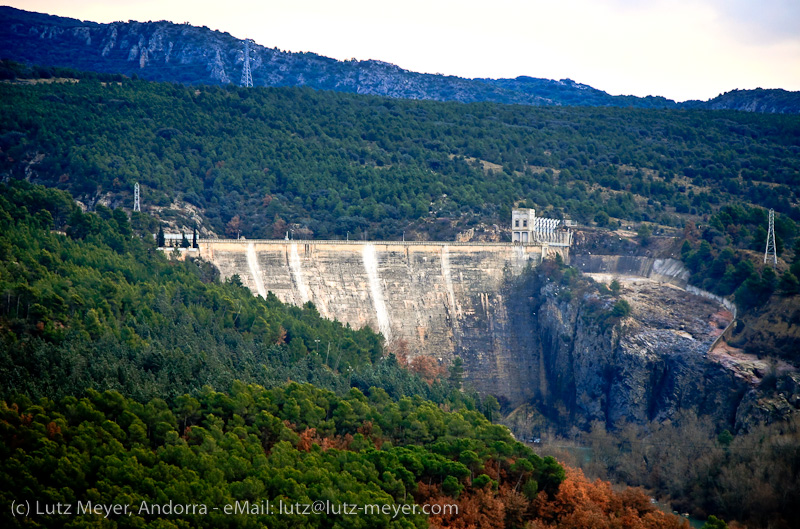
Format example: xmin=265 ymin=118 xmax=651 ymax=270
xmin=198 ymin=240 xmax=569 ymax=400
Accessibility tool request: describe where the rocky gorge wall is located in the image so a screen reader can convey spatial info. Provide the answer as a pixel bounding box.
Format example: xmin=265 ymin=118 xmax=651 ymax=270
xmin=527 ymin=274 xmax=746 ymax=429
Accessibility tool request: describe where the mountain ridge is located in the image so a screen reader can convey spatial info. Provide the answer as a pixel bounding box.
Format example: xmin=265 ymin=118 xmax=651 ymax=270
xmin=2 ymin=6 xmax=799 ymax=113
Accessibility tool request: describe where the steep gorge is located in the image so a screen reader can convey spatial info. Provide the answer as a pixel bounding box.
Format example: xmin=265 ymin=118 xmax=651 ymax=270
xmin=194 ymin=240 xmax=783 ymax=431
xmin=519 ymin=270 xmax=744 ymax=430
xmin=504 ymin=256 xmax=800 ymax=433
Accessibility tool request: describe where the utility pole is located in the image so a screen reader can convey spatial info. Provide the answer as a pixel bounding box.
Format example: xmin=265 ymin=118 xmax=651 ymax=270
xmin=240 ymin=39 xmax=253 ymax=88
xmin=133 ymin=182 xmax=141 ymax=212
xmin=765 ymin=208 xmax=777 ymax=266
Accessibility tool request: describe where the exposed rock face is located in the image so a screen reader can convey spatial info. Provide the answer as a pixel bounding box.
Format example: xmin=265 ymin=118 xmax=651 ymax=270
xmin=3 ymin=6 xmax=799 ymax=113
xmin=527 ymin=276 xmax=746 ymax=429
xmin=0 ymin=7 xmax=570 ymax=103
xmin=735 ymin=372 xmax=800 ymax=431
xmin=556 ymin=256 xmax=798 ymax=429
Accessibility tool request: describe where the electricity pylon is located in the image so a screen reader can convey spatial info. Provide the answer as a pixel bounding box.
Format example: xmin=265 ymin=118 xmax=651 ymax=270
xmin=241 ymin=39 xmax=253 ymax=87
xmin=764 ymin=208 xmax=777 ymax=266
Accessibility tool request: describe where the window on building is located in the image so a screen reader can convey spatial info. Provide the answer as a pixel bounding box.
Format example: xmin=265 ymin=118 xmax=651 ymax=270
xmin=523 ymin=220 xmax=528 ymax=227
xmin=515 ymin=220 xmax=519 ymax=227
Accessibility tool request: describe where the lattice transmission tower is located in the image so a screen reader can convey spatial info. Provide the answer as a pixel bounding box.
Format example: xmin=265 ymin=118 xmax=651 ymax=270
xmin=764 ymin=208 xmax=777 ymax=266
xmin=240 ymin=39 xmax=254 ymax=87
xmin=133 ymin=182 xmax=141 ymax=212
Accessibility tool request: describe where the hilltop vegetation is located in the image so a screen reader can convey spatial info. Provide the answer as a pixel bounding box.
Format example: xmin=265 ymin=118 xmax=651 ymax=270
xmin=1 ymin=77 xmax=798 ymax=242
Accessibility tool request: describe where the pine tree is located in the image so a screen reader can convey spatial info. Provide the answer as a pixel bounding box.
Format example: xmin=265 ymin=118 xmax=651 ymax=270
xmin=448 ymin=356 xmax=464 ymax=390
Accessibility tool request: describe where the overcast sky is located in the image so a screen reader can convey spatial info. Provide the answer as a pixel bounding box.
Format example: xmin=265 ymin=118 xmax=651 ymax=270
xmin=7 ymin=0 xmax=800 ymax=101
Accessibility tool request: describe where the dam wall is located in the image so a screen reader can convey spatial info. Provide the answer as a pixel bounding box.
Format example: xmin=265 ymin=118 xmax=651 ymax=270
xmin=197 ymin=239 xmax=568 ymax=398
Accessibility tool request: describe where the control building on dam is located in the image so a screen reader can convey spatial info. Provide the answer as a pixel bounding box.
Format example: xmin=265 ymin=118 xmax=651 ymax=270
xmin=194 ymin=208 xmax=572 ymax=400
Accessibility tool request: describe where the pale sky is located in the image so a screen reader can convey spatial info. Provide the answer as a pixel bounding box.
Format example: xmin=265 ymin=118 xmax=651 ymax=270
xmin=6 ymin=0 xmax=800 ymax=101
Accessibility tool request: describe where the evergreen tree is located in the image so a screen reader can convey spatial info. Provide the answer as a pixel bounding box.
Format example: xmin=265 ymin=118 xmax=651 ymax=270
xmin=448 ymin=356 xmax=464 ymax=390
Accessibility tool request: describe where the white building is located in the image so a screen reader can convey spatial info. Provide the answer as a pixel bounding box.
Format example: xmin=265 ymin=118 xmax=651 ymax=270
xmin=512 ymin=207 xmax=573 ymax=246
xmin=512 ymin=208 xmax=536 ymax=243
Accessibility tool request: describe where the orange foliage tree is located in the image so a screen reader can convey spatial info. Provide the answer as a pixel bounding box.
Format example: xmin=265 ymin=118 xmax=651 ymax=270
xmin=530 ymin=466 xmax=690 ymax=529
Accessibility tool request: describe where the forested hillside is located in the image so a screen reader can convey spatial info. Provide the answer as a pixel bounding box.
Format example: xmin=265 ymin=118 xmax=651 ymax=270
xmin=2 ymin=72 xmax=799 ymax=332
xmin=2 ymin=15 xmax=799 ymax=529
xmin=0 ymin=182 xmax=700 ymax=528
xmin=0 ymin=381 xmax=696 ymax=529
xmin=0 ymin=181 xmax=437 ymax=402
xmin=2 ymin=74 xmax=798 ymax=242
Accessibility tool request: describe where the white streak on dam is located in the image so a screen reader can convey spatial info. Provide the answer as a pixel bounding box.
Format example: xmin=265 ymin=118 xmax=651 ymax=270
xmin=441 ymin=245 xmax=462 ymax=338
xmin=246 ymin=242 xmax=267 ymax=298
xmin=289 ymin=243 xmax=311 ymax=305
xmin=362 ymin=243 xmax=392 ymax=342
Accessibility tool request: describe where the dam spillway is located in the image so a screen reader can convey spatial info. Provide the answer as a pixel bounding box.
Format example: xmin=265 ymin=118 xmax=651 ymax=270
xmin=197 ymin=239 xmax=568 ymax=397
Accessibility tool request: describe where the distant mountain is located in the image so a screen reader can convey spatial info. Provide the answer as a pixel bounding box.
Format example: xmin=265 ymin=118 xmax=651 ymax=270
xmin=683 ymin=88 xmax=800 ymax=114
xmin=2 ymin=6 xmax=799 ymax=113
xmin=480 ymin=76 xmax=679 ymax=109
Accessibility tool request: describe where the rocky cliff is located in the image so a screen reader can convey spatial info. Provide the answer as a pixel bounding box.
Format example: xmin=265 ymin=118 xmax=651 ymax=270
xmin=0 ymin=7 xmax=594 ymax=104
xmin=525 ymin=271 xmax=745 ymax=429
xmin=3 ymin=6 xmax=799 ymax=113
xmin=520 ymin=258 xmax=798 ymax=432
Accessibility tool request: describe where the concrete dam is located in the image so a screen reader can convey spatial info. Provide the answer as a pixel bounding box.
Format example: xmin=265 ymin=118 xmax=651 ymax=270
xmin=197 ymin=239 xmax=569 ymax=399
xmin=194 ymin=240 xmax=750 ymax=428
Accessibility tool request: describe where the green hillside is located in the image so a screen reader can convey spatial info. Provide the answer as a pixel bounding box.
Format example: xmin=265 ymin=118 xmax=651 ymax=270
xmin=0 ymin=381 xmax=567 ymax=529
xmin=2 ymin=76 xmax=798 ymax=244
xmin=0 ymin=181 xmax=441 ymax=403
xmin=0 ymin=182 xmax=703 ymax=529
xmin=3 ymin=74 xmax=799 ymax=330
xmin=2 ymin=73 xmax=797 ymax=527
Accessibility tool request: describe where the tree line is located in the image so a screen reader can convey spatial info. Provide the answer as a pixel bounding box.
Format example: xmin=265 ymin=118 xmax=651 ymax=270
xmin=1 ymin=76 xmax=798 ymax=245
xmin=0 ymin=380 xmax=698 ymax=529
